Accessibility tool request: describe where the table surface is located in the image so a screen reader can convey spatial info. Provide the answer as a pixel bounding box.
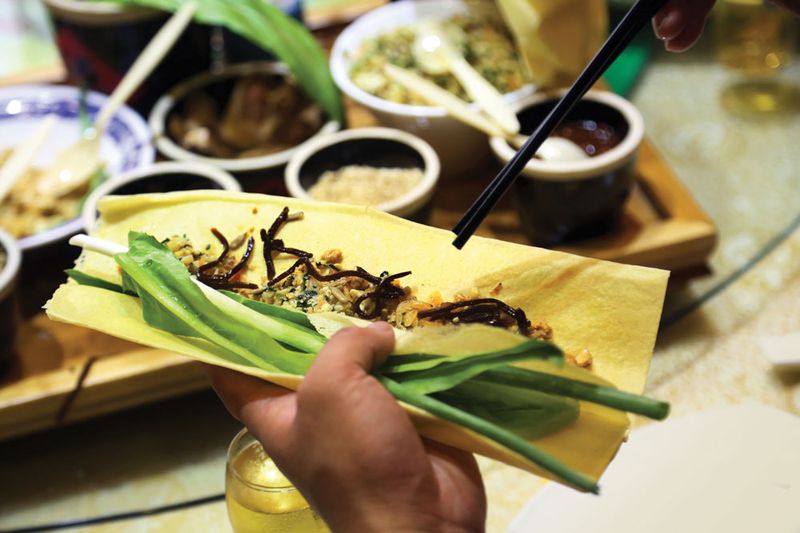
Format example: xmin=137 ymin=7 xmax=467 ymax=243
xmin=2 ymin=37 xmax=800 ymax=533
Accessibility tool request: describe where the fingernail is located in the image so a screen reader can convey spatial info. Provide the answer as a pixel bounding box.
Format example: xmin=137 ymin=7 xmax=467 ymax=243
xmin=367 ymin=321 xmax=393 ymax=333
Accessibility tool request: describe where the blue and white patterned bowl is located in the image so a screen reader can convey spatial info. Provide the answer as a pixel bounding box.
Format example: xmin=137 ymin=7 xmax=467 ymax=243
xmin=0 ymin=84 xmax=154 ymax=250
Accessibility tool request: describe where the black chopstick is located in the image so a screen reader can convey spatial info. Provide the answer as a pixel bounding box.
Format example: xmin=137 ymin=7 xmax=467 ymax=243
xmin=452 ymin=0 xmax=670 ymax=248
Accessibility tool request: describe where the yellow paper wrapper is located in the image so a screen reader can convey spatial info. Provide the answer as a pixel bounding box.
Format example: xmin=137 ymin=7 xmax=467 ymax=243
xmin=495 ymin=0 xmax=608 ymax=87
xmin=46 ymin=191 xmax=668 ymax=485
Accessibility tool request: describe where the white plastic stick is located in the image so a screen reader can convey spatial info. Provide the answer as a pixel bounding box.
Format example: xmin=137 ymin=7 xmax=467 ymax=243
xmin=69 ymin=234 xmax=128 ymax=256
xmin=95 ymin=1 xmax=197 ymax=133
xmin=69 ymin=233 xmax=215 ymax=295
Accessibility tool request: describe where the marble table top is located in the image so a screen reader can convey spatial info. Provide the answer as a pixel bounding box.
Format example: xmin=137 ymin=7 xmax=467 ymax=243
xmin=2 ymin=37 xmax=800 ymax=533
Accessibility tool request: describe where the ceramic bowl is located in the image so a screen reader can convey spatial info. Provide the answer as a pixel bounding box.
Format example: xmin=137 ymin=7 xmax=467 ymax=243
xmin=330 ymin=0 xmax=534 ymax=179
xmin=0 ymin=84 xmax=153 ymax=315
xmin=490 ymin=90 xmax=645 ymax=246
xmin=149 ymin=61 xmax=341 ymax=196
xmin=285 ymin=127 xmax=440 ymax=222
xmin=82 ymin=161 xmax=241 ymax=231
xmin=43 ymin=0 xmax=211 ymax=114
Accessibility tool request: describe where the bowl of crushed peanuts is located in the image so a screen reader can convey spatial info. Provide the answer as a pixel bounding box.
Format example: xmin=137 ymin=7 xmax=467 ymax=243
xmin=285 ymin=127 xmax=440 ymax=223
xmin=330 ymin=0 xmax=534 ymax=178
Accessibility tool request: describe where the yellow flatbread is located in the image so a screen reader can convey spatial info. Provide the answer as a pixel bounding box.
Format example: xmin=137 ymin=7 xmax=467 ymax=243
xmin=46 ymin=191 xmax=668 ymax=484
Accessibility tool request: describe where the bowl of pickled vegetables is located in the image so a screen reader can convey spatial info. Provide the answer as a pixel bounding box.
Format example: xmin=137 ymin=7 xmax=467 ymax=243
xmin=330 ymin=0 xmax=534 ymax=177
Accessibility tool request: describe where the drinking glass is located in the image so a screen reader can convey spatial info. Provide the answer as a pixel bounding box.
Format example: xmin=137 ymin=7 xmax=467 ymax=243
xmin=226 ymin=428 xmax=328 ymax=533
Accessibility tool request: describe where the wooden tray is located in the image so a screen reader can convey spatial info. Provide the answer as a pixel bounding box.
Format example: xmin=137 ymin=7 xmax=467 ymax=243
xmin=0 ymin=99 xmax=716 ymax=442
xmin=428 ymin=139 xmax=717 ymax=272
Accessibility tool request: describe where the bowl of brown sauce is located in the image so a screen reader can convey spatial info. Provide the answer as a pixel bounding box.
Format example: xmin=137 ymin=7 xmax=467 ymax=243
xmin=490 ymin=90 xmax=644 ymax=247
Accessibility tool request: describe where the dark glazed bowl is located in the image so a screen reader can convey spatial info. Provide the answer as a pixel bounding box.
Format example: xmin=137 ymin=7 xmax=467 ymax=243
xmin=0 ymin=230 xmax=21 ymax=377
xmin=490 ymin=90 xmax=645 ymax=247
xmin=285 ymin=128 xmax=440 ymax=223
xmin=81 ymin=162 xmax=241 ymax=231
xmin=44 ymin=0 xmax=211 ymax=115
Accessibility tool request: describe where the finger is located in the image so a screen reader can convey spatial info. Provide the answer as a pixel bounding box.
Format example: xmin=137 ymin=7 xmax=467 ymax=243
xmin=301 ymin=322 xmax=396 ymax=395
xmin=424 ymin=439 xmax=484 ymax=489
xmin=664 ymin=8 xmax=713 ymax=52
xmin=206 ymin=364 xmax=297 ymax=454
xmin=772 ymin=0 xmax=800 ymax=16
xmin=653 ymin=0 xmax=715 ymax=47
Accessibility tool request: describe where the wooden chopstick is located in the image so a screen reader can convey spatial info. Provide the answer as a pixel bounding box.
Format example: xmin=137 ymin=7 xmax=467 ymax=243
xmin=451 ymin=0 xmax=670 ymax=249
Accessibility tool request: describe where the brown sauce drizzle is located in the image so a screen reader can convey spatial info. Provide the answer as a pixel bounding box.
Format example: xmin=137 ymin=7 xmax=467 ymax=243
xmin=197 ymin=228 xmax=257 ymax=290
xmin=418 ymin=298 xmax=531 ymax=335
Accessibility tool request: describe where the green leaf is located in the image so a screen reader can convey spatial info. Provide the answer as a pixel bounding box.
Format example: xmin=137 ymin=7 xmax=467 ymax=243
xmin=222 ymin=290 xmax=319 ymax=332
xmin=97 ymin=0 xmax=344 ymax=124
xmin=385 ymin=339 xmax=563 ymax=395
xmin=382 ymin=340 xmax=562 ymax=375
xmin=381 ymin=377 xmax=598 ymax=493
xmin=479 ymin=366 xmax=671 ymax=420
xmin=116 ymin=231 xmax=314 ymax=374
xmin=126 ymin=273 xmax=199 ymax=338
xmin=435 ymin=380 xmax=579 ymax=440
xmin=65 ymin=269 xmax=133 ymax=295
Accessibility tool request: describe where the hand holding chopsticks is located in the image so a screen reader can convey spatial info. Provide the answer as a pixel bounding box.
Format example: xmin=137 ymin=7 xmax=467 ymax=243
xmin=451 ymin=0 xmax=670 ymax=249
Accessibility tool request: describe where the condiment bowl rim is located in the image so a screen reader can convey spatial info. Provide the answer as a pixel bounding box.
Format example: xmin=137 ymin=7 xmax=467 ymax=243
xmin=489 ymin=89 xmax=645 ymax=181
xmin=329 ymin=0 xmax=535 ymax=119
xmin=0 ymin=228 xmax=21 ymax=300
xmin=149 ymin=61 xmax=341 ymax=172
xmin=81 ymin=161 xmax=241 ymax=231
xmin=284 ymin=127 xmax=440 ymax=216
xmin=43 ymin=0 xmax=160 ymax=22
xmin=0 ymin=84 xmax=154 ymax=251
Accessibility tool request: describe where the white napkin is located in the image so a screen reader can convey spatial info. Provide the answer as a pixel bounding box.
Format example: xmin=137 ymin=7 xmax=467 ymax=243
xmin=509 ymin=404 xmax=800 ymax=533
xmin=756 ymin=333 xmax=800 ymax=370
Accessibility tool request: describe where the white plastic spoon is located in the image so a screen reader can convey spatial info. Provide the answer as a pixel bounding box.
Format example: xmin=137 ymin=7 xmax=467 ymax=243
xmin=413 ymin=19 xmax=520 ymax=135
xmin=511 ymin=135 xmax=589 ymax=162
xmin=37 ymin=1 xmax=197 ymax=198
xmin=384 ymin=64 xmax=506 ymax=138
xmin=384 ymin=65 xmax=588 ymax=163
xmin=0 ymin=115 xmax=56 ymax=202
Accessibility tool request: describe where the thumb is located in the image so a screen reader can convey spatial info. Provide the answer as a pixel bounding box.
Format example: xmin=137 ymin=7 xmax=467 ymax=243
xmin=299 ymin=322 xmax=395 ymax=401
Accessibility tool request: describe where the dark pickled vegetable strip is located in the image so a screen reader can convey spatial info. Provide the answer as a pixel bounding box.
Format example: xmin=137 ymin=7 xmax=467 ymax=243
xmin=262 ymin=207 xmax=291 ymax=280
xmin=208 ymin=280 xmax=259 ymax=290
xmin=419 ymin=298 xmax=531 ymax=335
xmin=260 ymin=206 xmax=527 ymax=328
xmin=197 ymin=229 xmax=257 ymax=290
xmin=197 ymin=228 xmax=230 ymax=275
xmin=200 ymin=236 xmax=255 ymax=283
xmin=268 ymin=257 xmax=307 ymax=286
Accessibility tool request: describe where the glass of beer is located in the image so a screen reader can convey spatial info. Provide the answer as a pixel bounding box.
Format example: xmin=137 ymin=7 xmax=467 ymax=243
xmin=225 ymin=428 xmax=328 ymax=533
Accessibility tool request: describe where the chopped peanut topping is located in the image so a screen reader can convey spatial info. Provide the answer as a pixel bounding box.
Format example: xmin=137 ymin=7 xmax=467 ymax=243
xmin=566 ymin=348 xmax=593 ymax=368
xmin=320 ymin=248 xmax=343 ymax=264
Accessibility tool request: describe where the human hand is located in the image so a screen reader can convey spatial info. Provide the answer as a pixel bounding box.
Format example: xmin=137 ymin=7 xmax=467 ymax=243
xmin=653 ymin=0 xmax=716 ymax=52
xmin=653 ymin=0 xmax=800 ymax=52
xmin=209 ymin=322 xmax=487 ymax=533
